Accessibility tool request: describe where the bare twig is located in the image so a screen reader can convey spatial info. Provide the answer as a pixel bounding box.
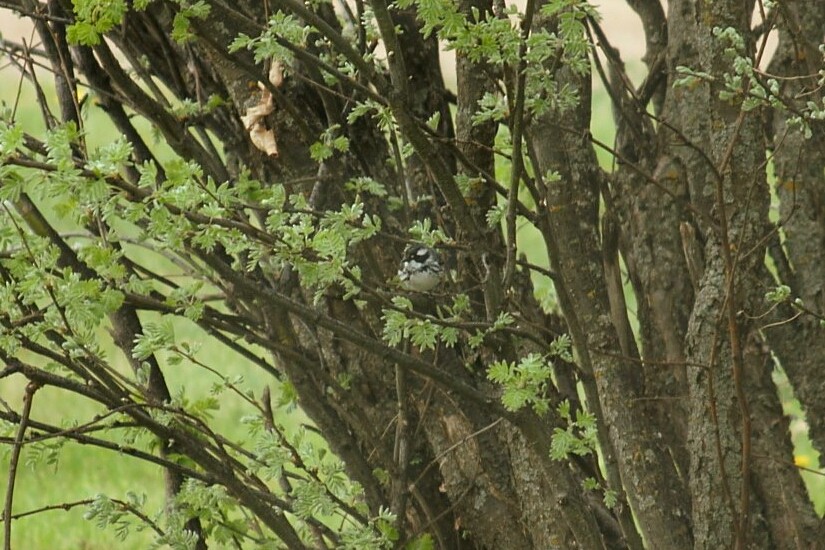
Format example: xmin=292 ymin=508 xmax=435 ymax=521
xmin=391 ymin=361 xmax=411 ymax=531
xmin=409 ymin=418 xmax=503 ymax=490
xmin=502 ymin=0 xmax=537 ymax=291
xmin=3 ymin=381 xmax=40 ymax=550
xmin=3 ymin=498 xmax=167 ymax=539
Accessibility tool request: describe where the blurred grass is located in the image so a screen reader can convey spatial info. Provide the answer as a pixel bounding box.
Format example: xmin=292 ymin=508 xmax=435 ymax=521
xmin=0 ymin=74 xmax=302 ymax=548
xmin=775 ymin=367 xmax=825 ymax=516
xmin=0 ymin=316 xmax=295 ymax=548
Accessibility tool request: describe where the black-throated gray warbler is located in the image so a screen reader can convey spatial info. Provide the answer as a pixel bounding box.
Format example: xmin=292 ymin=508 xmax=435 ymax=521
xmin=398 ymin=244 xmax=443 ymax=292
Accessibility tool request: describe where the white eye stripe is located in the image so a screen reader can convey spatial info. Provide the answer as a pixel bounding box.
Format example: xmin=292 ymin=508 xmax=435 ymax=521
xmin=403 ymin=258 xmax=442 ymax=270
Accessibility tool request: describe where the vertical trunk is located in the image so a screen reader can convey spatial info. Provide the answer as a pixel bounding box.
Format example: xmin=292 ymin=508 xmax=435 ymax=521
xmin=663 ymin=0 xmax=821 ymax=546
xmin=528 ymin=9 xmax=691 ymax=545
xmin=765 ymin=0 xmax=825 ymax=455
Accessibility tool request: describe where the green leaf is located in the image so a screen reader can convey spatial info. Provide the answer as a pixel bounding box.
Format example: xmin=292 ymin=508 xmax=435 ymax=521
xmin=406 ymin=533 xmax=435 ymax=550
xmin=382 ymin=309 xmax=409 ymax=347
xmin=132 ymin=318 xmax=176 ymax=360
xmin=583 ymin=477 xmax=600 ymax=491
xmin=485 ymin=203 xmax=506 ymax=227
xmin=232 ymin=12 xmax=310 ymax=64
xmin=0 ymin=166 xmax=25 ymax=201
xmin=550 ymin=401 xmax=598 ymax=461
xmin=471 ymin=92 xmax=508 ymax=125
xmin=488 ymin=353 xmax=551 ymax=414
xmin=345 ymin=177 xmax=387 ymax=197
xmin=549 ymin=334 xmax=573 ymax=362
xmin=408 ymin=219 xmax=453 ymax=247
xmin=557 ymin=399 xmax=571 ymax=421
xmin=67 ymin=0 xmax=128 ymax=45
xmin=468 ymin=330 xmax=485 ymax=349
xmin=425 ymin=111 xmax=441 ymax=130
xmin=409 ymin=319 xmax=439 ymax=351
xmin=765 ymin=285 xmax=791 ymax=304
xmin=171 ymin=0 xmax=211 ymax=43
xmin=440 ymin=326 xmax=459 ymax=347
xmin=604 ymin=489 xmax=618 ymax=509
xmin=0 ymin=120 xmax=24 ymax=158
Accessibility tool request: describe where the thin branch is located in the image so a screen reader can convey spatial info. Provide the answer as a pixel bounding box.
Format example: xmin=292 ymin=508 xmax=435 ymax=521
xmin=391 ymin=361 xmax=411 ymax=531
xmin=265 ymin=0 xmax=387 ymax=91
xmin=368 ymin=0 xmax=482 ymax=243
xmin=408 ymin=418 xmax=503 ymax=491
xmin=2 ymin=498 xmax=167 ymax=539
xmin=3 ymin=381 xmax=39 ymax=550
xmin=0 ymin=409 xmax=211 ymax=485
xmin=503 ymin=0 xmax=537 ymax=291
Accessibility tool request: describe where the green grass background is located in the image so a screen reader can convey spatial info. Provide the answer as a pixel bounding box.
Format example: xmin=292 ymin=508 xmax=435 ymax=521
xmin=1 ymin=317 xmax=289 ymax=549
xmin=0 ymin=73 xmax=303 ymax=547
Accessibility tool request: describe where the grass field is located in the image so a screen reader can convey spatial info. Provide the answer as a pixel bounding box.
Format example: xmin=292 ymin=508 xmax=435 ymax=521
xmin=0 ymin=68 xmax=298 ymax=544
xmin=1 ymin=312 xmax=298 ymax=548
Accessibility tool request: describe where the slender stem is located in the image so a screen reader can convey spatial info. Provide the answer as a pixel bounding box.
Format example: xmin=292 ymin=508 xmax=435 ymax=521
xmin=503 ymin=0 xmax=536 ymax=290
xmin=391 ymin=362 xmax=410 ymax=534
xmin=3 ymin=382 xmax=39 ymax=550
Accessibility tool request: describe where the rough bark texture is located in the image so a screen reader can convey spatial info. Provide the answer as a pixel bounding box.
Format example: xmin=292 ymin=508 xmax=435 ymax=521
xmin=2 ymin=0 xmax=825 ymax=549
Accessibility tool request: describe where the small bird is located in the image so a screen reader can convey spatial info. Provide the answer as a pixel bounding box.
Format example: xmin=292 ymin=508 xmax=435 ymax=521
xmin=398 ymin=244 xmax=443 ymax=292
